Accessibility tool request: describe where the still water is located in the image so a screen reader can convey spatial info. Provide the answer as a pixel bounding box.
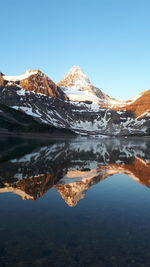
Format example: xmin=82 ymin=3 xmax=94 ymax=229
xmin=0 ymin=136 xmax=150 ymax=266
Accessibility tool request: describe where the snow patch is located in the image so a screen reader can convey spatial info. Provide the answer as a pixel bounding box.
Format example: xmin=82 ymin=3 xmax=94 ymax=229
xmin=12 ymin=106 xmax=40 ymax=118
xmin=3 ymin=70 xmax=38 ymax=82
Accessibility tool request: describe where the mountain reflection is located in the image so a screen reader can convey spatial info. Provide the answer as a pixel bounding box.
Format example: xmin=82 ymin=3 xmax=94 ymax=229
xmin=0 ymin=136 xmax=150 ymax=206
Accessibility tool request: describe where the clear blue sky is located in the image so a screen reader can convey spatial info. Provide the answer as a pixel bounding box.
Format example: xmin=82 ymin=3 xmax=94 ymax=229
xmin=1 ymin=0 xmax=150 ymax=100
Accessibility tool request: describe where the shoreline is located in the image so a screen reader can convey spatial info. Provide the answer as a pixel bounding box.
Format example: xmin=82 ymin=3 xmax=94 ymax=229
xmin=0 ymin=131 xmax=149 ymax=141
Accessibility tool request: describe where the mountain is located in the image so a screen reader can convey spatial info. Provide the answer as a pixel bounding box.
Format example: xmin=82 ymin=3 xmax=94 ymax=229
xmin=57 ymin=66 xmax=108 ymax=103
xmin=2 ymin=70 xmax=67 ymax=99
xmin=0 ymin=67 xmax=149 ymax=136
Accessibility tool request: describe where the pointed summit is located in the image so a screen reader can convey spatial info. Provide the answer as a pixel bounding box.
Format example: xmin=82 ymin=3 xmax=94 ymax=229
xmin=57 ymin=66 xmax=108 ymax=103
xmin=66 ymin=65 xmax=90 ymax=80
xmin=68 ymin=65 xmax=86 ymax=74
xmin=57 ymin=65 xmax=91 ymax=90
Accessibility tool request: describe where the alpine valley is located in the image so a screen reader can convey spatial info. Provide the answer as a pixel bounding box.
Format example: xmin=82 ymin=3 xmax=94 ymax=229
xmin=0 ymin=66 xmax=150 ymax=136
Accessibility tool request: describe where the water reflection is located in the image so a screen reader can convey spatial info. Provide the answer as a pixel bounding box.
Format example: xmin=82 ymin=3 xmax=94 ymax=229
xmin=0 ymin=136 xmax=150 ymax=206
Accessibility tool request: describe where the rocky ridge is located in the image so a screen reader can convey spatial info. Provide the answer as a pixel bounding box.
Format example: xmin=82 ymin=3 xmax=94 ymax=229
xmin=2 ymin=70 xmax=67 ymax=99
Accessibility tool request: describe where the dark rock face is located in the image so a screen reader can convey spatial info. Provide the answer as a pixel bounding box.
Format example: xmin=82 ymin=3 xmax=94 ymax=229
xmin=0 ymin=102 xmax=74 ymax=135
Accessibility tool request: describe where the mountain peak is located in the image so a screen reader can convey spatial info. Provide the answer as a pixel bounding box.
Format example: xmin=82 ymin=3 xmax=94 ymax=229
xmin=57 ymin=65 xmax=91 ymax=90
xmin=57 ymin=66 xmax=108 ymax=103
xmin=68 ymin=65 xmax=88 ymax=76
xmin=69 ymin=65 xmax=82 ymax=71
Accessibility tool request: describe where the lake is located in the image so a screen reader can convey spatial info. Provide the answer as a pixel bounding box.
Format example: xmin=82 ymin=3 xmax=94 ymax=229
xmin=0 ymin=135 xmax=150 ymax=266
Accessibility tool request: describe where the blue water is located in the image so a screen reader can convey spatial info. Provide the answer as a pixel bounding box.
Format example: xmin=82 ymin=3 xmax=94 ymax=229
xmin=0 ymin=136 xmax=150 ymax=266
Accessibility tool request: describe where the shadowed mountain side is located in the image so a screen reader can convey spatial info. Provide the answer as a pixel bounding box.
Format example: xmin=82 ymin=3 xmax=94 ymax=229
xmin=0 ymin=103 xmax=75 ymax=135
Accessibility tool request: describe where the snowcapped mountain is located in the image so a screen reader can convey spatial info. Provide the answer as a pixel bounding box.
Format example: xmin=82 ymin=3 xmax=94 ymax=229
xmin=57 ymin=66 xmax=109 ymax=104
xmin=0 ymin=67 xmax=149 ymax=136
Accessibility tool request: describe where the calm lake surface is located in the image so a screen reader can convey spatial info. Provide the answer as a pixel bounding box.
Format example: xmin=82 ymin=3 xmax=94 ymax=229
xmin=0 ymin=135 xmax=150 ymax=267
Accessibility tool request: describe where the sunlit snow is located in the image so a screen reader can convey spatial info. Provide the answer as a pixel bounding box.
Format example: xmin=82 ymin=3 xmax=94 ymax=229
xmin=3 ymin=70 xmax=38 ymax=82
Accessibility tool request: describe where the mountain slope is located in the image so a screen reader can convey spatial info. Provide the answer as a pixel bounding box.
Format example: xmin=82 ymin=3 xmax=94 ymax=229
xmin=108 ymin=90 xmax=150 ymax=117
xmin=0 ymin=103 xmax=74 ymax=135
